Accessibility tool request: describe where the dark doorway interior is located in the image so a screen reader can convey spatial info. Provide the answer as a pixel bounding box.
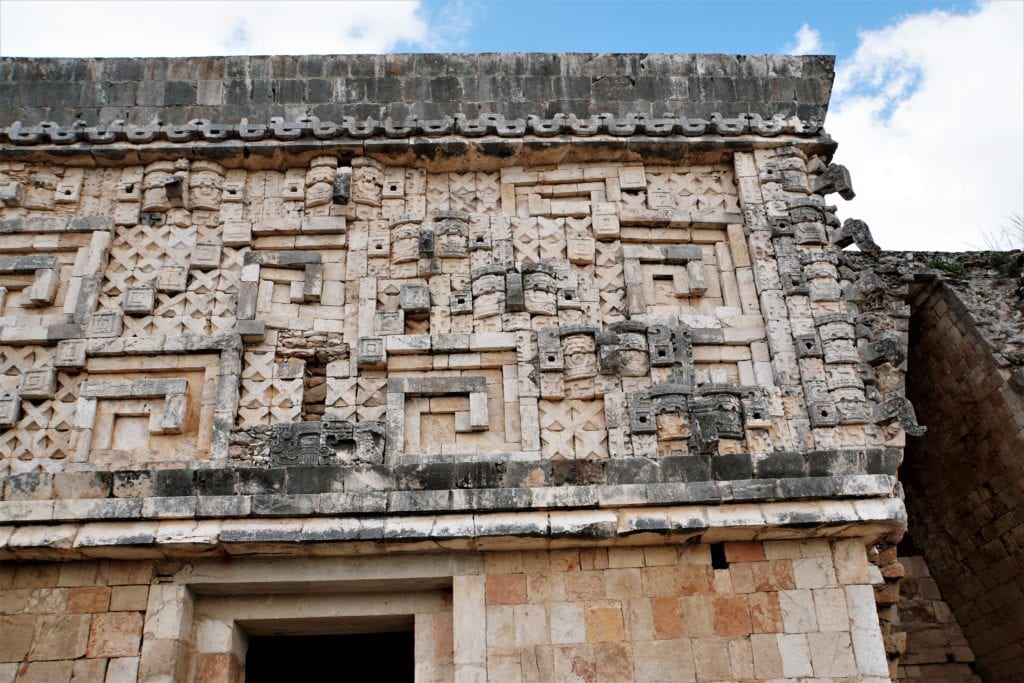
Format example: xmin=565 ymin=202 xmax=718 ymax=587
xmin=245 ymin=631 xmax=414 ymax=682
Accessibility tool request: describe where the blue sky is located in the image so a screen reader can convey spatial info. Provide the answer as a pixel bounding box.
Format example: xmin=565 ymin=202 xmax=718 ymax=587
xmin=0 ymin=0 xmax=1021 ymax=251
xmin=427 ymin=1 xmax=975 ymax=56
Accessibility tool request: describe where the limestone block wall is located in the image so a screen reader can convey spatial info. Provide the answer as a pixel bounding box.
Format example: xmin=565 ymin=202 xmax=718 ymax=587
xmin=0 ymin=560 xmax=151 ymax=682
xmin=901 ymin=276 xmax=1024 ymax=682
xmin=894 ymin=555 xmax=979 ymax=681
xmin=0 ymin=541 xmax=893 ymax=683
xmin=480 ymin=539 xmax=889 ymax=681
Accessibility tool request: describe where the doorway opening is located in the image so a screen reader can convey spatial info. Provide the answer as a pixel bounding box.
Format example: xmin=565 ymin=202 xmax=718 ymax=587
xmin=245 ymin=631 xmax=414 ymax=682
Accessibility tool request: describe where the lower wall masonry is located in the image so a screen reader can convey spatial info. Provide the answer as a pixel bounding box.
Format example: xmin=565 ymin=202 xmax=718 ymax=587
xmin=1 ymin=538 xmax=892 ymax=682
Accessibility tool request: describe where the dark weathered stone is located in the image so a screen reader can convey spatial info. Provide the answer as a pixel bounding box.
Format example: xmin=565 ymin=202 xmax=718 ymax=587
xmin=711 ymin=454 xmax=753 ymax=480
xmin=154 ymin=469 xmax=193 ymax=497
xmin=0 ymin=54 xmax=836 ymax=129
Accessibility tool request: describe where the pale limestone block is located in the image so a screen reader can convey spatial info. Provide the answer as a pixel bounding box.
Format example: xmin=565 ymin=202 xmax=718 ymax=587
xmin=735 ymin=267 xmax=759 ymax=314
xmin=677 ymin=595 xmax=714 ymax=636
xmin=720 ymin=270 xmax=741 ymax=308
xmin=158 ymin=265 xmax=188 ymax=293
xmin=195 ymin=617 xmax=235 ymax=654
xmin=764 ymin=539 xmax=803 ymax=559
xmin=850 ymin=625 xmax=890 ymax=676
xmin=143 ymin=584 xmax=191 ymax=640
xmin=618 ymin=166 xmax=646 ymax=191
xmin=726 ymin=224 xmax=752 ymax=266
xmin=122 ymin=286 xmax=155 ymax=316
xmin=483 ymin=610 xmax=516 ymax=651
xmin=470 ymin=331 xmax=516 ymax=351
xmin=487 ymin=655 xmax=522 ymax=683
xmin=385 ymin=334 xmax=430 ymax=354
xmin=468 ymin=392 xmax=489 ymax=430
xmin=62 ymin=276 xmax=82 ymax=314
xmin=713 ymin=568 xmax=733 ymax=594
xmin=288 ymin=280 xmax=305 ymax=304
xmin=19 ymin=368 xmax=56 ymax=400
xmin=87 ymin=311 xmax=122 ymax=338
xmin=502 ymin=365 xmax=519 ymax=402
xmin=844 ymin=584 xmax=878 ymax=630
xmin=454 ymin=664 xmax=486 ymax=683
xmin=812 ymin=587 xmax=849 ymax=632
xmin=113 ymin=202 xmax=140 ymax=226
xmin=778 ymin=589 xmax=818 ymax=633
xmin=808 ymin=631 xmax=858 ymax=677
xmin=27 ymin=267 xmax=58 ymax=306
xmin=632 ymin=639 xmax=696 ymax=683
xmin=73 ymin=396 xmax=97 ymax=430
xmin=728 ymin=638 xmax=755 ymax=679
xmin=220 ymin=220 xmax=249 ymax=246
xmin=621 ymin=598 xmax=655 ymax=641
xmin=453 ymin=575 xmax=486 ymax=666
xmin=513 ymin=603 xmax=547 ymax=647
xmin=776 ymin=633 xmax=814 ymax=678
xmin=103 ymin=655 xmax=138 ymax=682
xmin=549 ymin=602 xmax=586 ymax=644
xmin=750 ymin=633 xmax=784 ymax=679
xmin=592 ymin=213 xmax=620 ymax=240
xmin=519 ymin=398 xmax=540 ymax=451
xmin=793 ymin=556 xmax=838 ymax=588
xmin=832 ymin=538 xmax=871 ymax=585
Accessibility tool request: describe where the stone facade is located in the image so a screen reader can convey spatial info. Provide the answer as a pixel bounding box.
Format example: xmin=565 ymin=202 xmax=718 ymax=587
xmin=1 ymin=52 xmax=1015 ymax=682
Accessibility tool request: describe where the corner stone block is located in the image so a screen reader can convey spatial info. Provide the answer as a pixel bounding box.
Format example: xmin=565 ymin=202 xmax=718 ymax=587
xmin=0 ymin=391 xmax=21 ymax=426
xmin=375 ymin=310 xmax=405 ymax=336
xmin=302 ymin=216 xmax=347 ymax=234
xmin=221 ymin=221 xmax=253 ymax=247
xmin=592 ymin=213 xmax=620 ymax=240
xmin=236 ymin=319 xmax=266 ymax=342
xmin=399 ymin=283 xmax=431 ymax=315
xmin=190 ymin=241 xmax=222 ymax=270
xmin=357 ymin=337 xmax=386 ymax=369
xmin=158 ymin=265 xmax=189 ymax=293
xmin=123 ymin=287 xmax=156 ymax=316
xmin=19 ymin=368 xmax=57 ymax=400
xmin=86 ymin=311 xmax=123 ymax=338
xmin=274 ymin=360 xmax=305 ymax=380
xmin=55 ymin=338 xmax=88 ymax=368
xmin=618 ymin=166 xmax=647 ymax=191
xmin=153 ymin=392 xmax=186 ymax=434
xmin=28 ymin=267 xmax=59 ymax=306
xmin=567 ymin=234 xmax=596 ymax=265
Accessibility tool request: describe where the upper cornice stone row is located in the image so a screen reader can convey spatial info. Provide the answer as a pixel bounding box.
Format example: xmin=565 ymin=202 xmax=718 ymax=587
xmin=0 ymin=53 xmax=836 ymax=128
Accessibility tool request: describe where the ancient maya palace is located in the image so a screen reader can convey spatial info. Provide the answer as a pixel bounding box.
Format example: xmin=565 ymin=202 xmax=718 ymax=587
xmin=0 ymin=53 xmax=1022 ymax=681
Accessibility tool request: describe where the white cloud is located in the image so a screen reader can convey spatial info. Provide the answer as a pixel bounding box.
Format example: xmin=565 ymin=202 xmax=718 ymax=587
xmin=0 ymin=1 xmax=468 ymax=57
xmin=788 ymin=23 xmax=824 ymax=55
xmin=828 ymin=1 xmax=1024 ymax=251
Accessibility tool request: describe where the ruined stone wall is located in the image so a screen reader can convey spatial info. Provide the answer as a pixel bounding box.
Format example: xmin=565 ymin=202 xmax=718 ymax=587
xmin=894 ymin=555 xmax=979 ymax=681
xmin=901 ymin=267 xmax=1024 ymax=682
